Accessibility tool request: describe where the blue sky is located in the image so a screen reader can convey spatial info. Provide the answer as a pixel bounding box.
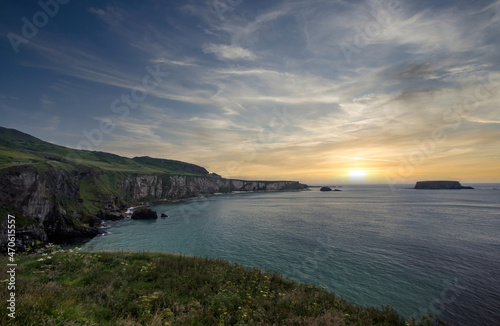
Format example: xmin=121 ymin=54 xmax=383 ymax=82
xmin=1 ymin=0 xmax=499 ymax=184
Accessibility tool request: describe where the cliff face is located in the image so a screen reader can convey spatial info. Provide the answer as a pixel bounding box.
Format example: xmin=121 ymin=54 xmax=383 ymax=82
xmin=0 ymin=165 xmax=307 ymax=250
xmin=0 ymin=165 xmax=98 ymax=250
xmin=121 ymin=175 xmax=306 ymax=202
xmin=414 ymin=181 xmax=474 ymax=189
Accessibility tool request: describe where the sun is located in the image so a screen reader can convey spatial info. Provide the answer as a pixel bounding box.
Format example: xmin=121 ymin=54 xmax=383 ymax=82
xmin=347 ymin=170 xmax=367 ymax=183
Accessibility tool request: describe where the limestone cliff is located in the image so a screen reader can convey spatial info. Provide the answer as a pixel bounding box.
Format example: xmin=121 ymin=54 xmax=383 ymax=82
xmin=121 ymin=175 xmax=305 ymax=202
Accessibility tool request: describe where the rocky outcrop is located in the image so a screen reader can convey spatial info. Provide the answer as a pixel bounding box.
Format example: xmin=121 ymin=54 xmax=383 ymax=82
xmin=131 ymin=208 xmax=158 ymax=220
xmin=320 ymin=187 xmax=332 ymax=191
xmin=414 ymin=181 xmax=474 ymax=189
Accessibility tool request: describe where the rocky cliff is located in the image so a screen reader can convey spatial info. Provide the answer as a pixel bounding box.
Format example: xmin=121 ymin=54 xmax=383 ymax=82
xmin=122 ymin=175 xmax=306 ymax=202
xmin=0 ymin=164 xmax=99 ymax=250
xmin=0 ymin=126 xmax=308 ymax=251
xmin=0 ymin=164 xmax=307 ymax=251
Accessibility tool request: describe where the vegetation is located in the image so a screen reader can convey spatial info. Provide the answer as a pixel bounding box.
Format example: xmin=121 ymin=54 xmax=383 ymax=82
xmin=0 ymin=249 xmax=443 ymax=326
xmin=0 ymin=126 xmax=212 ymax=228
xmin=0 ymin=126 xmax=207 ymax=175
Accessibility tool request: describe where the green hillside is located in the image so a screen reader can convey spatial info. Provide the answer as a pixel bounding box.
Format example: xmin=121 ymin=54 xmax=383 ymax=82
xmin=0 ymin=126 xmax=212 ymax=237
xmin=0 ymin=126 xmax=208 ymax=176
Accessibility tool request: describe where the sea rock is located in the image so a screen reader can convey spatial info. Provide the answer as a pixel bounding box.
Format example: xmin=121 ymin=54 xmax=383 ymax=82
xmin=414 ymin=181 xmax=474 ymax=190
xmin=161 ymin=213 xmax=168 ymax=218
xmin=131 ymin=208 xmax=158 ymax=220
xmin=320 ymin=187 xmax=332 ymax=191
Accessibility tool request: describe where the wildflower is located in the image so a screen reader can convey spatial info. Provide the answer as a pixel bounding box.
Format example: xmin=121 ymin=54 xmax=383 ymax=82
xmin=37 ymin=258 xmax=45 ymax=262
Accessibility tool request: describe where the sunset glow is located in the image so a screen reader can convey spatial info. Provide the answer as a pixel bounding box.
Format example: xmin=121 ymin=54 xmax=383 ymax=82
xmin=348 ymin=170 xmax=367 ymax=183
xmin=1 ymin=1 xmax=499 ymax=185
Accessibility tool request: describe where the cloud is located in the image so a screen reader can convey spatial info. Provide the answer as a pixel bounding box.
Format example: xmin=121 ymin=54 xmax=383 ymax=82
xmin=43 ymin=116 xmax=60 ymax=132
xmin=0 ymin=94 xmax=19 ymax=100
xmin=203 ymin=43 xmax=256 ymax=61
xmin=3 ymin=0 xmax=500 ymax=183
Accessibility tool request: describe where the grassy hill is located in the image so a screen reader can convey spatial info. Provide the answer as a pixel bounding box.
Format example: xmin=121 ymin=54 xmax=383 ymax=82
xmin=0 ymin=249 xmax=439 ymax=326
xmin=0 ymin=126 xmax=209 ymax=176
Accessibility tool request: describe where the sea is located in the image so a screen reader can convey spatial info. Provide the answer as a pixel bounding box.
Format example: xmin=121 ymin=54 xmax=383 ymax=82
xmin=81 ymin=184 xmax=500 ymax=325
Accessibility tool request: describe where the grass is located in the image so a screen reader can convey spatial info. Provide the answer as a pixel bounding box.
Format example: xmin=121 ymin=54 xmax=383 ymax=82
xmin=0 ymin=126 xmax=207 ymax=175
xmin=0 ymin=126 xmax=215 ymax=227
xmin=0 ymin=249 xmax=443 ymax=326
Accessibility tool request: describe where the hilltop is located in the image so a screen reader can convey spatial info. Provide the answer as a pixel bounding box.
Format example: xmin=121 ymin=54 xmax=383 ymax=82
xmin=0 ymin=126 xmax=209 ymax=175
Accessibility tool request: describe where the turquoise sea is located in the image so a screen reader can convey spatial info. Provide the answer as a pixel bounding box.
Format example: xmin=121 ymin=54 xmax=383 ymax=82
xmin=82 ymin=184 xmax=500 ymax=325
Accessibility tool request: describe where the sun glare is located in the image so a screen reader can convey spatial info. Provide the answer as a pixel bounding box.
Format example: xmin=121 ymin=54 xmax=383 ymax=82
xmin=348 ymin=170 xmax=366 ymax=183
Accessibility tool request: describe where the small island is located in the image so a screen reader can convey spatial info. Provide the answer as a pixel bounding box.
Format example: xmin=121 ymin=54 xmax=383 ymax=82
xmin=414 ymin=181 xmax=474 ymax=190
xmin=320 ymin=186 xmax=332 ymax=191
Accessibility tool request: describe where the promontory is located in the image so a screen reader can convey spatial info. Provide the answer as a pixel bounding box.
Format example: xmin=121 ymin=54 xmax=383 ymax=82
xmin=0 ymin=126 xmax=308 ymax=250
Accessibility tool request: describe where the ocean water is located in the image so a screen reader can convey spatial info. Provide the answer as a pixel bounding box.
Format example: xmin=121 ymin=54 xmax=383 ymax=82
xmin=82 ymin=184 xmax=500 ymax=325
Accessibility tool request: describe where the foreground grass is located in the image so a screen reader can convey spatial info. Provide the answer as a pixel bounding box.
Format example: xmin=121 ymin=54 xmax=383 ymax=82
xmin=1 ymin=249 xmax=439 ymax=326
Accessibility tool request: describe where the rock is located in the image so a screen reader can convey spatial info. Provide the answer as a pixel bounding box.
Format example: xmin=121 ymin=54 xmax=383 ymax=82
xmin=131 ymin=208 xmax=158 ymax=220
xmin=414 ymin=181 xmax=474 ymax=190
xmin=89 ymin=218 xmax=103 ymax=227
xmin=161 ymin=213 xmax=168 ymax=218
xmin=334 ymin=189 xmax=342 ymax=191
xmin=97 ymin=210 xmax=125 ymax=221
xmin=320 ymin=187 xmax=332 ymax=191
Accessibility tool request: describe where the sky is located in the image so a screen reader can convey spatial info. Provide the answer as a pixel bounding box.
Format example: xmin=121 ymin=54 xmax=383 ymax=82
xmin=0 ymin=0 xmax=499 ymax=185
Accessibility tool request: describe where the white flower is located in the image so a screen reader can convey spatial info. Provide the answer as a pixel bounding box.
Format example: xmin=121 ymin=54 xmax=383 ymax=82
xmin=37 ymin=258 xmax=45 ymax=261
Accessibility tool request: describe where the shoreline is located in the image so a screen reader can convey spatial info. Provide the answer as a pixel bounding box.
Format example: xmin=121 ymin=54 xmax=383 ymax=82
xmin=95 ymin=188 xmax=309 ymax=234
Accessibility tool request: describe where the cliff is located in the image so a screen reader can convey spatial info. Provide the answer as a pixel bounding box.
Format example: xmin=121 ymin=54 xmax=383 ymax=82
xmin=0 ymin=126 xmax=307 ymax=250
xmin=414 ymin=181 xmax=474 ymax=189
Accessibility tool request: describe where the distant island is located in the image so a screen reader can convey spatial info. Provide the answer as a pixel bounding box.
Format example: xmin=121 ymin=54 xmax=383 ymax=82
xmin=414 ymin=181 xmax=474 ymax=189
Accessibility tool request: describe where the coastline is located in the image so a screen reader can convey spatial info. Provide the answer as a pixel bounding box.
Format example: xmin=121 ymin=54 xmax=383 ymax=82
xmin=95 ymin=188 xmax=310 ymax=235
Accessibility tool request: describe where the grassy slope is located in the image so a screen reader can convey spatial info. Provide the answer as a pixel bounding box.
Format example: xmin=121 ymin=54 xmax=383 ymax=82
xmin=0 ymin=126 xmax=207 ymax=175
xmin=0 ymin=250 xmax=438 ymax=326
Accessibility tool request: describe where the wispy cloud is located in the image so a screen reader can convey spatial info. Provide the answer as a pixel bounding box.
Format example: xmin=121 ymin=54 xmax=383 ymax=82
xmin=1 ymin=0 xmax=499 ymax=183
xmin=203 ymin=43 xmax=256 ymax=61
